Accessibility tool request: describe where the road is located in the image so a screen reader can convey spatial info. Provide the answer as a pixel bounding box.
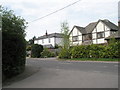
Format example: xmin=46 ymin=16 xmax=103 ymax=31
xmin=3 ymin=58 xmax=118 ymax=88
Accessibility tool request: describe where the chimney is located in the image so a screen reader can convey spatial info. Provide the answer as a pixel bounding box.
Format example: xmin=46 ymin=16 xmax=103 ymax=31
xmin=45 ymin=30 xmax=48 ymax=36
xmin=118 ymin=20 xmax=120 ymax=28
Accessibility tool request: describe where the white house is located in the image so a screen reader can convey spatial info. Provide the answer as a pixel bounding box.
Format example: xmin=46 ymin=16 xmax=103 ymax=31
xmin=34 ymin=32 xmax=63 ymax=48
xmin=69 ymin=19 xmax=119 ymax=45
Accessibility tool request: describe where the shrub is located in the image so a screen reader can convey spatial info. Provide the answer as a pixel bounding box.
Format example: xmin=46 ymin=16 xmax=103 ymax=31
xmin=71 ymin=45 xmax=90 ymax=58
xmin=31 ymin=44 xmax=43 ymax=58
xmin=89 ymin=44 xmax=105 ymax=58
xmin=41 ymin=48 xmax=55 ymax=58
xmin=58 ymin=48 xmax=71 ymax=59
xmin=2 ymin=32 xmax=26 ymax=78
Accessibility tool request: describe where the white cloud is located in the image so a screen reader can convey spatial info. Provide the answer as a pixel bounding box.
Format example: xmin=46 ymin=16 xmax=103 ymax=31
xmin=1 ymin=0 xmax=119 ymax=40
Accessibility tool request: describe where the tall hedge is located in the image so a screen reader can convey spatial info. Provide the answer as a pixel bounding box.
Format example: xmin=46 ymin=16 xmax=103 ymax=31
xmin=70 ymin=42 xmax=120 ymax=59
xmin=31 ymin=44 xmax=43 ymax=58
xmin=2 ymin=32 xmax=26 ymax=78
xmin=2 ymin=7 xmax=27 ymax=79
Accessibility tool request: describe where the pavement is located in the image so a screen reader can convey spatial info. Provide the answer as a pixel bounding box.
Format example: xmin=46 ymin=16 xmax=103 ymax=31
xmin=2 ymin=58 xmax=119 ymax=88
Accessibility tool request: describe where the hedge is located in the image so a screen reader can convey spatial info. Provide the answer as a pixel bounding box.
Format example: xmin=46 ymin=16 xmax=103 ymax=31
xmin=31 ymin=44 xmax=43 ymax=58
xmin=59 ymin=41 xmax=120 ymax=59
xmin=71 ymin=42 xmax=120 ymax=59
xmin=58 ymin=48 xmax=71 ymax=59
xmin=2 ymin=32 xmax=26 ymax=78
xmin=41 ymin=48 xmax=55 ymax=58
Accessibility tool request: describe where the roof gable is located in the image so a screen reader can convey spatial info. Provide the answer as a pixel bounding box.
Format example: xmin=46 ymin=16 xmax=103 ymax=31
xmin=69 ymin=25 xmax=85 ymax=35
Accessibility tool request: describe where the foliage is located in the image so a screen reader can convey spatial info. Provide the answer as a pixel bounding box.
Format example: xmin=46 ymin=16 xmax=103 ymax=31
xmin=2 ymin=33 xmax=26 ymax=78
xmin=61 ymin=21 xmax=70 ymax=49
xmin=59 ymin=21 xmax=71 ymax=59
xmin=58 ymin=48 xmax=71 ymax=59
xmin=62 ymin=41 xmax=120 ymax=59
xmin=2 ymin=6 xmax=27 ymax=78
xmin=26 ymin=45 xmax=31 ymax=51
xmin=31 ymin=44 xmax=43 ymax=58
xmin=41 ymin=48 xmax=55 ymax=58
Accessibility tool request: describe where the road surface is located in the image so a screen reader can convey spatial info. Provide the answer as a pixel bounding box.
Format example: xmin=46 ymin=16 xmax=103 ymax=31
xmin=3 ymin=58 xmax=118 ymax=88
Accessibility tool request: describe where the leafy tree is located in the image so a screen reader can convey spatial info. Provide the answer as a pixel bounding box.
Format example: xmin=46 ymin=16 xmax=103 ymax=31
xmin=59 ymin=21 xmax=71 ymax=59
xmin=61 ymin=21 xmax=70 ymax=49
xmin=2 ymin=6 xmax=27 ymax=79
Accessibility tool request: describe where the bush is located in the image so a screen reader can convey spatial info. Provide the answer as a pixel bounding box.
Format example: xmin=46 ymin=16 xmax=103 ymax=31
xmin=2 ymin=32 xmax=26 ymax=78
xmin=71 ymin=45 xmax=90 ymax=58
xmin=89 ymin=44 xmax=105 ymax=58
xmin=41 ymin=48 xmax=55 ymax=58
xmin=58 ymin=48 xmax=71 ymax=59
xmin=31 ymin=44 xmax=43 ymax=58
xmin=70 ymin=42 xmax=120 ymax=59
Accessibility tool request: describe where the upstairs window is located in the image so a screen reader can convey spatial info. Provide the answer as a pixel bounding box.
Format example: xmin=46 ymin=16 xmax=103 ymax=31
xmin=42 ymin=39 xmax=44 ymax=44
xmin=97 ymin=32 xmax=104 ymax=38
xmin=83 ymin=34 xmax=92 ymax=41
xmin=73 ymin=36 xmax=78 ymax=42
xmin=111 ymin=31 xmax=116 ymax=35
xmin=48 ymin=38 xmax=51 ymax=43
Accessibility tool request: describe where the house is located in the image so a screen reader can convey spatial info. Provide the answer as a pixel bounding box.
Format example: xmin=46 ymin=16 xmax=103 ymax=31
xmin=34 ymin=32 xmax=63 ymax=48
xmin=69 ymin=19 xmax=119 ymax=45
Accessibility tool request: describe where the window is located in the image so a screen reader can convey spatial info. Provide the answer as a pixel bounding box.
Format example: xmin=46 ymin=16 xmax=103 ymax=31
xmin=83 ymin=34 xmax=92 ymax=41
xmin=97 ymin=32 xmax=104 ymax=38
xmin=42 ymin=39 xmax=44 ymax=43
xmin=48 ymin=38 xmax=51 ymax=43
xmin=111 ymin=31 xmax=116 ymax=35
xmin=73 ymin=36 xmax=78 ymax=42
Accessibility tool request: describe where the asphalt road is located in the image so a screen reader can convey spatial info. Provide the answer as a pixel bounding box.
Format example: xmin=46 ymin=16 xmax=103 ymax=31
xmin=3 ymin=58 xmax=118 ymax=88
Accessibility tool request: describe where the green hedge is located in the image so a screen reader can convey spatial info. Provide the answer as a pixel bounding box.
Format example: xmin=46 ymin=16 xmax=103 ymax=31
xmin=31 ymin=44 xmax=43 ymax=58
xmin=58 ymin=48 xmax=71 ymax=59
xmin=71 ymin=42 xmax=120 ymax=59
xmin=2 ymin=32 xmax=26 ymax=78
xmin=59 ymin=41 xmax=120 ymax=59
xmin=41 ymin=48 xmax=55 ymax=58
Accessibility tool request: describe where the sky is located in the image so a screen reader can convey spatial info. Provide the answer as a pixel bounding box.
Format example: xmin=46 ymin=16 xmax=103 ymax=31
xmin=1 ymin=0 xmax=119 ymax=40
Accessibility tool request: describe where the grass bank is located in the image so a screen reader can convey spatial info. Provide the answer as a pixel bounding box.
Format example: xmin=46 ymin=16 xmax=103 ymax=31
xmin=59 ymin=58 xmax=120 ymax=62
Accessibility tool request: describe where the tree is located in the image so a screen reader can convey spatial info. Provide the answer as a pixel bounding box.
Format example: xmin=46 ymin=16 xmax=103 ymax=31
xmin=58 ymin=21 xmax=71 ymax=59
xmin=61 ymin=21 xmax=70 ymax=49
xmin=2 ymin=6 xmax=27 ymax=79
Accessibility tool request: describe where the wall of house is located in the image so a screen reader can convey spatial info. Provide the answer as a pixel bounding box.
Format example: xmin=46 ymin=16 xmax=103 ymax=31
xmin=69 ymin=27 xmax=82 ymax=46
xmin=34 ymin=37 xmax=55 ymax=47
xmin=92 ymin=21 xmax=110 ymax=44
xmin=34 ymin=37 xmax=63 ymax=47
xmin=55 ymin=38 xmax=63 ymax=46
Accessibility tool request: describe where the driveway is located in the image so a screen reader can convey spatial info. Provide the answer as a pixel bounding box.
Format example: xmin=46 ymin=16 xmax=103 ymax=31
xmin=3 ymin=58 xmax=118 ymax=88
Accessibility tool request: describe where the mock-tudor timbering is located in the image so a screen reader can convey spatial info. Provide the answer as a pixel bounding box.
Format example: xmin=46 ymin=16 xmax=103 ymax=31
xmin=69 ymin=19 xmax=119 ymax=45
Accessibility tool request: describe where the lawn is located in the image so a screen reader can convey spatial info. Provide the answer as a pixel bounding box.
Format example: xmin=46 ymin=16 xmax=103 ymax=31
xmin=60 ymin=58 xmax=120 ymax=62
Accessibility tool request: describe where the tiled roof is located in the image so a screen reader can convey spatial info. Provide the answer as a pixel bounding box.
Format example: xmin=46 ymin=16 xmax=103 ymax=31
xmin=75 ymin=26 xmax=86 ymax=34
xmin=85 ymin=22 xmax=97 ymax=33
xmin=35 ymin=33 xmax=64 ymax=40
xmin=70 ymin=19 xmax=119 ymax=35
xmin=101 ymin=20 xmax=118 ymax=30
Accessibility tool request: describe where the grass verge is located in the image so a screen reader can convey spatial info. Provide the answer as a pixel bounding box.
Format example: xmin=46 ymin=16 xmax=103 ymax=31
xmin=59 ymin=58 xmax=120 ymax=62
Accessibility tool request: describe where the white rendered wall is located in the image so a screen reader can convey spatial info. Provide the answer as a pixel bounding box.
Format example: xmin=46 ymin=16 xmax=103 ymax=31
xmin=92 ymin=21 xmax=110 ymax=44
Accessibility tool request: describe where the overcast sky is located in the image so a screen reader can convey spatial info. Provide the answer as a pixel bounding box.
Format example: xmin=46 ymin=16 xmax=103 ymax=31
xmin=1 ymin=0 xmax=119 ymax=40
